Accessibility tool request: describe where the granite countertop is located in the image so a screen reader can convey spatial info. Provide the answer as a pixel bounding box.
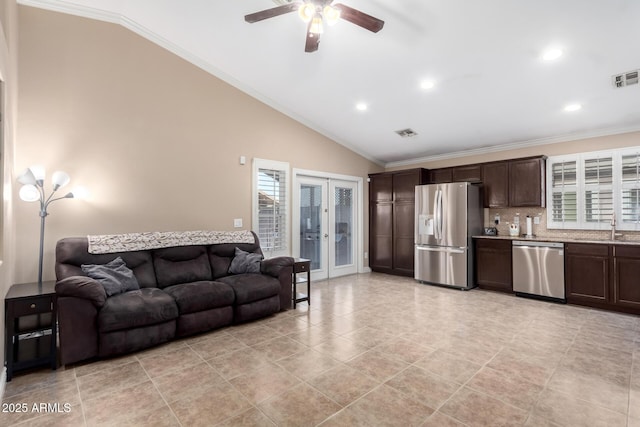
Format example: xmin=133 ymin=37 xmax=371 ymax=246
xmin=472 ymin=234 xmax=640 ymax=246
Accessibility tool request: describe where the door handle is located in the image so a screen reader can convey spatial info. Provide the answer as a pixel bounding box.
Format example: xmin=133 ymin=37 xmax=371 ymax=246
xmin=416 ymin=246 xmax=465 ymax=254
xmin=324 ymin=233 xmax=329 ymax=238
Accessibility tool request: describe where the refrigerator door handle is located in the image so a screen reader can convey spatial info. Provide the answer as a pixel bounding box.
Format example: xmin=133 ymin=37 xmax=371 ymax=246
xmin=432 ymin=190 xmax=440 ymax=240
xmin=436 ymin=190 xmax=443 ymax=240
xmin=416 ymin=246 xmax=466 ymax=254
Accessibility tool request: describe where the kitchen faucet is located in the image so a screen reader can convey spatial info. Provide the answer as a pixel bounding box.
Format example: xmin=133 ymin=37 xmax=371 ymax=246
xmin=610 ymin=213 xmax=623 ymax=241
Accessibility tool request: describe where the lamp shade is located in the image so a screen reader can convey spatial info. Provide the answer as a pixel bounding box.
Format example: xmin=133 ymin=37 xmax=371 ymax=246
xmin=30 ymin=165 xmax=46 ymax=181
xmin=309 ymin=15 xmax=324 ymax=34
xmin=19 ymin=185 xmax=40 ymax=202
xmin=323 ymin=5 xmax=340 ymax=25
xmin=52 ymin=171 xmax=71 ymax=189
xmin=17 ymin=168 xmax=37 ymax=186
xmin=298 ymin=3 xmax=315 ymax=23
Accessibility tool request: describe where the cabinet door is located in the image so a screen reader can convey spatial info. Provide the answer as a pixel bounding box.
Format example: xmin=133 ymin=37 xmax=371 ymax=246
xmin=453 ymin=164 xmax=482 ymax=183
xmin=369 ymin=173 xmax=393 ymax=202
xmin=509 ymin=157 xmax=546 ymax=207
xmin=613 ymin=245 xmax=640 ymax=310
xmin=429 ymin=168 xmax=453 ymax=184
xmin=482 ymin=162 xmax=509 ymax=208
xmin=393 ymin=201 xmax=416 ymax=276
xmin=475 ymin=239 xmax=512 ymax=292
xmin=369 ymin=202 xmax=393 ymax=271
xmin=565 ymin=243 xmax=610 ymax=305
xmin=393 ymin=170 xmax=422 ymax=201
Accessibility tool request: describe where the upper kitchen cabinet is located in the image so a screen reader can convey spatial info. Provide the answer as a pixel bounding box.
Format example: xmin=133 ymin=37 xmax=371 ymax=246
xmin=452 ymin=164 xmax=482 ymax=183
xmin=509 ymin=156 xmax=546 ymax=207
xmin=482 ymin=156 xmax=546 ymax=208
xmin=369 ymin=168 xmax=429 ymax=276
xmin=429 ymin=168 xmax=452 ymax=184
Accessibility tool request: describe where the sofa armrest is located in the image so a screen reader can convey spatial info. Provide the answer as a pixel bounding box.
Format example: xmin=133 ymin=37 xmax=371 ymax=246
xmin=261 ymin=256 xmax=295 ymax=277
xmin=55 ymin=276 xmax=107 ymax=308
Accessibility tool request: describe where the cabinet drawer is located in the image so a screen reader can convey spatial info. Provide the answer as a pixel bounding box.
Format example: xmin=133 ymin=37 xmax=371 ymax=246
xmin=475 ymin=238 xmax=511 ymax=251
xmin=614 ymin=245 xmax=640 ymax=258
xmin=10 ymin=296 xmax=54 ymax=317
xmin=294 ymin=262 xmax=310 ymax=273
xmin=565 ymin=243 xmax=610 ymax=257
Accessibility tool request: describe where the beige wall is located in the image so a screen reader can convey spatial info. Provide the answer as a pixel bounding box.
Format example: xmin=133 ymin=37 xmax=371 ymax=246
xmin=15 ymin=6 xmax=382 ymax=283
xmin=0 ymin=0 xmax=18 ymax=381
xmin=386 ymin=131 xmax=640 ymax=171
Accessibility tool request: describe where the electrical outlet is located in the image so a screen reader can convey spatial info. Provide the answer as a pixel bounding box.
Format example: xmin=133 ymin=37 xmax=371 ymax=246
xmin=494 ymin=214 xmax=500 ymax=225
xmin=534 ymin=216 xmax=540 ymax=225
xmin=364 ymin=252 xmax=368 ymax=259
xmin=233 ymin=218 xmax=243 ymax=228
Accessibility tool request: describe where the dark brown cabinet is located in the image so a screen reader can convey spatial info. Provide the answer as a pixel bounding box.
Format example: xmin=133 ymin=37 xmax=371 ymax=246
xmin=482 ymin=161 xmax=509 ymax=208
xmin=474 ymin=238 xmax=512 ymax=293
xmin=565 ymin=243 xmax=611 ymax=306
xmin=613 ymin=245 xmax=640 ymax=310
xmin=509 ymin=157 xmax=546 ymax=207
xmin=452 ymin=164 xmax=482 ymax=183
xmin=429 ymin=168 xmax=452 ymax=184
xmin=369 ymin=168 xmax=428 ymax=276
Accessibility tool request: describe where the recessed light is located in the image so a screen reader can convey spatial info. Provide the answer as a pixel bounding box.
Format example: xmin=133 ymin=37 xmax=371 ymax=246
xmin=542 ymin=48 xmax=563 ymax=61
xmin=356 ymin=102 xmax=368 ymax=111
xmin=564 ymin=103 xmax=582 ymax=112
xmin=420 ymin=80 xmax=435 ymax=90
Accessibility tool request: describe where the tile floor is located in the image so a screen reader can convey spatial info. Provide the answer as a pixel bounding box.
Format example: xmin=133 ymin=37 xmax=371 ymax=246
xmin=2 ymin=272 xmax=640 ymax=426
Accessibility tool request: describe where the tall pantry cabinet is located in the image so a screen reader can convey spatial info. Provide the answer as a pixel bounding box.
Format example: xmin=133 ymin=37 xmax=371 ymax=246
xmin=369 ymin=169 xmax=429 ymax=276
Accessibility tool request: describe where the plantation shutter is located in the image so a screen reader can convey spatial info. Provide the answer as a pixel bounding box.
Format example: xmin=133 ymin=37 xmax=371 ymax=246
xmin=257 ymin=167 xmax=287 ymax=253
xmin=583 ymin=156 xmax=613 ymax=224
xmin=621 ymin=153 xmax=640 ymax=226
xmin=550 ymin=160 xmax=577 ymax=225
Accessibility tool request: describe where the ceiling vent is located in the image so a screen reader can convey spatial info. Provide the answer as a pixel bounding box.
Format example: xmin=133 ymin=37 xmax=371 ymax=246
xmin=612 ymin=69 xmax=639 ymax=88
xmin=395 ymin=128 xmax=418 ymax=138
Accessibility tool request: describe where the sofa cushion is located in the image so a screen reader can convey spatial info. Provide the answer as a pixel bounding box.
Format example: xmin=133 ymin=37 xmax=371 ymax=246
xmin=216 ymin=274 xmax=280 ymax=305
xmin=81 ymin=257 xmax=140 ymax=297
xmin=98 ymin=288 xmax=178 ymax=333
xmin=163 ymin=281 xmax=235 ymax=314
xmin=228 ymin=247 xmax=263 ymax=274
xmin=208 ymin=241 xmax=263 ymax=279
xmin=152 ymin=246 xmax=212 ymax=288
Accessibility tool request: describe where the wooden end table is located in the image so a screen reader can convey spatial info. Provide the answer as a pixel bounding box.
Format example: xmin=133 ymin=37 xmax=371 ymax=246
xmin=293 ymin=258 xmax=311 ymax=308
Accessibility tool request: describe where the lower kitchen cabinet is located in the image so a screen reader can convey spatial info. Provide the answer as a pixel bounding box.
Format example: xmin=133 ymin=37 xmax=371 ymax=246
xmin=565 ymin=243 xmax=611 ymax=306
xmin=566 ymin=242 xmax=640 ymax=315
xmin=613 ymin=245 xmax=640 ymax=310
xmin=474 ymin=238 xmax=512 ymax=293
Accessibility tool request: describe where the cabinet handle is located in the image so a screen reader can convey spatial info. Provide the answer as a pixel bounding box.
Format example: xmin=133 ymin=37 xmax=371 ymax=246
xmin=30 ymin=303 xmax=36 ymax=309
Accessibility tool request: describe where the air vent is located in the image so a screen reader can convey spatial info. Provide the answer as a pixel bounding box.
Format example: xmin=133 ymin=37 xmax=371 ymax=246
xmin=395 ymin=128 xmax=418 ymax=138
xmin=612 ymin=69 xmax=639 ymax=88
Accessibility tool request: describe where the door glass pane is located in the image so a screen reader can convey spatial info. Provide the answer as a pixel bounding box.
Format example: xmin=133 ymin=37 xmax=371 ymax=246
xmin=334 ymin=187 xmax=353 ymax=267
xmin=300 ymin=184 xmax=322 ymax=270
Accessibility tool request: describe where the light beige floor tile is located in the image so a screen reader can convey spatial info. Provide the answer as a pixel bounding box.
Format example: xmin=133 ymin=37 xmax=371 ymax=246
xmin=9 ymin=404 xmax=85 ymax=427
xmin=0 ymin=379 xmax=81 ymax=425
xmin=214 ymin=407 xmax=276 ymax=427
xmin=251 ymin=336 xmax=308 ymax=362
xmin=229 ymin=363 xmax=301 ymax=404
xmin=531 ymin=388 xmax=627 ymax=427
xmin=312 ymin=336 xmax=369 ymax=362
xmin=630 ymin=387 xmax=640 ymax=419
xmin=3 ymin=366 xmax=76 ymax=398
xmin=137 ymin=346 xmax=204 ymax=378
xmin=275 ymin=348 xmax=342 ymax=381
xmin=523 ymin=414 xmax=562 ymax=426
xmin=413 ymin=349 xmax=483 ymax=384
xmin=226 ymin=324 xmax=284 ymax=346
xmin=341 ymin=326 xmax=396 ymax=348
xmin=307 ymin=364 xmax=379 ymax=407
xmin=440 ymin=387 xmax=528 ymax=427
xmin=258 ymin=383 xmax=342 ymax=427
xmin=187 ymin=333 xmax=249 ymax=360
xmin=386 ymin=366 xmax=460 ymax=410
xmin=421 ymin=411 xmax=468 ymax=427
xmin=77 ymin=360 xmax=149 ymax=401
xmin=152 ymin=361 xmax=225 ymax=403
xmin=319 ymin=384 xmax=434 ymax=426
xmin=346 ymin=349 xmax=409 ymax=382
xmin=466 ymin=366 xmax=544 ymax=411
xmin=286 ymin=325 xmax=337 ymax=346
xmin=487 ymin=348 xmax=557 ymax=387
xmin=372 ymin=337 xmax=435 ymax=364
xmin=207 ymin=347 xmax=273 ymax=380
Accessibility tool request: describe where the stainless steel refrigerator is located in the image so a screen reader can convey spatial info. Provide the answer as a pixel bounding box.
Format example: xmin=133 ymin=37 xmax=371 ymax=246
xmin=414 ymin=182 xmax=483 ymax=289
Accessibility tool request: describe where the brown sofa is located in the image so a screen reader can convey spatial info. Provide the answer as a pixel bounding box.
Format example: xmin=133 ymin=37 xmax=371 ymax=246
xmin=54 ymin=232 xmax=293 ymax=365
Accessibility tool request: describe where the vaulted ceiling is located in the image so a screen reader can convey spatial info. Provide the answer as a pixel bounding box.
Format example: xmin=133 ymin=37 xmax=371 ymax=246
xmin=19 ymin=0 xmax=640 ymax=166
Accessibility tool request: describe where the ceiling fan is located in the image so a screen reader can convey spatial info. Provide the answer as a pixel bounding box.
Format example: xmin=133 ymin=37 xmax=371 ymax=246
xmin=245 ymin=0 xmax=384 ymax=53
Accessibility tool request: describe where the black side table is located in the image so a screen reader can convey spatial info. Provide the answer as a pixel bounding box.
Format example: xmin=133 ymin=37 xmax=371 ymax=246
xmin=293 ymin=258 xmax=311 ymax=308
xmin=4 ymin=281 xmax=57 ymax=381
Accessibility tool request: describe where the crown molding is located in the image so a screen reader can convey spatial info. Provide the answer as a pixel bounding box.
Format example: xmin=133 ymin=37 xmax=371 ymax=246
xmin=17 ymin=0 xmax=386 ymax=167
xmin=384 ymin=124 xmax=640 ymax=169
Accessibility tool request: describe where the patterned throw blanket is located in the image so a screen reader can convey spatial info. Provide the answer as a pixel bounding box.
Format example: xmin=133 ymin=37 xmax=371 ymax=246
xmin=87 ymin=230 xmax=256 ymax=254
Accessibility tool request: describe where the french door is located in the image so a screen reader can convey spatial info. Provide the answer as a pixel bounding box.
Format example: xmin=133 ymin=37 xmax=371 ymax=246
xmin=294 ymin=176 xmax=358 ymax=280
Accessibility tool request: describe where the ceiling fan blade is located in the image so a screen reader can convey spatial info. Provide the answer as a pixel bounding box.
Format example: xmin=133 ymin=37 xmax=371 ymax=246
xmin=333 ymin=3 xmax=384 ymax=33
xmin=305 ymin=21 xmax=320 ymax=53
xmin=245 ymin=3 xmax=300 ymax=23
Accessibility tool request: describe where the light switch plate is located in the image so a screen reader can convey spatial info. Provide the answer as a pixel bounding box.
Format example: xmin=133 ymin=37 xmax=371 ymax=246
xmin=233 ymin=218 xmax=243 ymax=228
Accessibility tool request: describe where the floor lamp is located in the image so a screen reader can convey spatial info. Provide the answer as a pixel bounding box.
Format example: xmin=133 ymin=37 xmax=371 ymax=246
xmin=18 ymin=166 xmax=75 ymax=289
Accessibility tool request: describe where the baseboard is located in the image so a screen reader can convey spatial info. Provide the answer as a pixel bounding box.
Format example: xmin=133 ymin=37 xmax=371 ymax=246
xmin=0 ymin=367 xmax=6 ymax=402
xmin=362 ymin=267 xmax=372 ymax=273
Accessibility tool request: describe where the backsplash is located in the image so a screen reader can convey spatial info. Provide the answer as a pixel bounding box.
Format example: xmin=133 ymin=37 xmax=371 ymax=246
xmin=485 ymin=207 xmax=640 ymax=242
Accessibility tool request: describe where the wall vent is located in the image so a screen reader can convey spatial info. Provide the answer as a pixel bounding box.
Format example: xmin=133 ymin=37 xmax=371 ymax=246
xmin=612 ymin=69 xmax=639 ymax=88
xmin=395 ymin=128 xmax=418 ymax=138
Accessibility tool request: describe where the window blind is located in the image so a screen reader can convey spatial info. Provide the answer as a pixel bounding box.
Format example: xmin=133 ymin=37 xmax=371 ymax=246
xmin=551 ymin=160 xmax=577 ymax=224
xmin=257 ymin=168 xmax=287 ymax=252
xmin=621 ymin=153 xmax=640 ymax=225
xmin=583 ymin=156 xmax=613 ymax=223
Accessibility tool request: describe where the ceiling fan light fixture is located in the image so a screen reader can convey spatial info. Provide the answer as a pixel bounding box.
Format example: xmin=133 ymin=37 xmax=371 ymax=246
xmin=298 ymin=3 xmax=316 ymax=23
xmin=309 ymin=15 xmax=324 ymax=34
xmin=323 ymin=5 xmax=340 ymax=25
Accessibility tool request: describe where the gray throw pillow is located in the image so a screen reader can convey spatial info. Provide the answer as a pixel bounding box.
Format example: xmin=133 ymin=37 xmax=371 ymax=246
xmin=228 ymin=247 xmax=263 ymax=274
xmin=81 ymin=256 xmax=140 ymax=297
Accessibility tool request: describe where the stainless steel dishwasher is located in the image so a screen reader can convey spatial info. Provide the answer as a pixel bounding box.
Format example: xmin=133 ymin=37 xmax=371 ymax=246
xmin=512 ymin=240 xmax=565 ymax=302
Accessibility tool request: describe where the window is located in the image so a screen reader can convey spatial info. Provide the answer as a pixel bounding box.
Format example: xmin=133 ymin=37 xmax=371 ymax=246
xmin=252 ymin=159 xmax=290 ymax=256
xmin=547 ymin=147 xmax=640 ymax=231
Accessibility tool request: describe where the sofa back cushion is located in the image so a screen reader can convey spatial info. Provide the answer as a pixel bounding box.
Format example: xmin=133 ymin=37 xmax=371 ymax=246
xmin=152 ymin=245 xmax=212 ymax=288
xmin=208 ymin=241 xmax=264 ymax=279
xmin=56 ymin=237 xmax=158 ymax=288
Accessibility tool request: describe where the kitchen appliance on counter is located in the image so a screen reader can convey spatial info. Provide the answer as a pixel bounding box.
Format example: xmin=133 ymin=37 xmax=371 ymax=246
xmin=512 ymin=240 xmax=565 ymax=302
xmin=414 ymin=182 xmax=483 ymax=289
